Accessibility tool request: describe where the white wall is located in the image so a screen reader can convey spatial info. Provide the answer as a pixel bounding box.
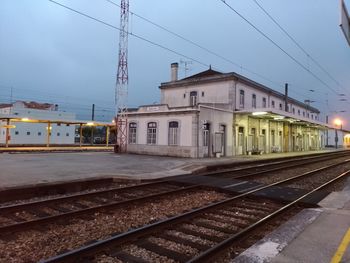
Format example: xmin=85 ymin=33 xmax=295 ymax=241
xmin=0 ymin=106 xmax=76 ymax=145
xmin=128 ymin=113 xmax=194 ymax=146
xmin=161 ymin=81 xmax=231 ymax=108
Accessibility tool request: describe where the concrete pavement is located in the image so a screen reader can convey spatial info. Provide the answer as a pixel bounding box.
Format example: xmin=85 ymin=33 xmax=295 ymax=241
xmin=0 ymin=149 xmax=341 ymax=189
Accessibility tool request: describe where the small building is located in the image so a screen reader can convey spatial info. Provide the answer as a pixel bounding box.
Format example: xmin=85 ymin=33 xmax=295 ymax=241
xmin=0 ymin=101 xmax=76 ymax=145
xmin=124 ymin=63 xmax=329 ymax=158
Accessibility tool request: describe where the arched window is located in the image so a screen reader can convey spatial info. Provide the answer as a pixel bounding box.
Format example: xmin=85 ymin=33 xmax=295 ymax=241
xmin=147 ymin=122 xmax=157 ymax=144
xmin=129 ymin=123 xmax=137 ymax=144
xmin=168 ymin=121 xmax=179 ymax=145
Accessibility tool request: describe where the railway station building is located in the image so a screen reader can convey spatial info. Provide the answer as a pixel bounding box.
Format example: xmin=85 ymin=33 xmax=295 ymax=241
xmin=125 ymin=63 xmax=329 ymax=158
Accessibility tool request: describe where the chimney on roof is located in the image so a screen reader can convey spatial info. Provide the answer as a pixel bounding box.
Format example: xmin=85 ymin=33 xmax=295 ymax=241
xmin=171 ymin=62 xmax=179 ymax=82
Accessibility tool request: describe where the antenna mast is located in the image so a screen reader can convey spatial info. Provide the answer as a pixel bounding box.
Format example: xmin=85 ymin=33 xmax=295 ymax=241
xmin=115 ymin=0 xmax=129 ymax=152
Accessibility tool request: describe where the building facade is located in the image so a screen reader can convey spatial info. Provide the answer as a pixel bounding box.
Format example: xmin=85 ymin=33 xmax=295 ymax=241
xmin=0 ymin=101 xmax=76 ymax=145
xmin=124 ymin=63 xmax=329 ymax=158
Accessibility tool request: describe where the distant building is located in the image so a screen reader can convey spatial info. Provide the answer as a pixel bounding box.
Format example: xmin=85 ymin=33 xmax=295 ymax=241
xmin=0 ymin=101 xmax=76 ymax=145
xmin=123 ymin=63 xmax=330 ymax=158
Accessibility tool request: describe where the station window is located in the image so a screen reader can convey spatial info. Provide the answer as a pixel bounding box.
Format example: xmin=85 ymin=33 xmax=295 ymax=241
xmin=38 ymin=132 xmax=42 ymax=136
xmin=66 ymin=133 xmax=69 ymax=137
xmin=183 ymin=94 xmax=186 ymax=98
xmin=252 ymin=94 xmax=256 ymax=108
xmin=298 ymin=109 xmax=300 ymax=115
xmin=239 ymin=90 xmax=245 ymax=108
xmin=66 ymin=124 xmax=70 ymax=127
xmin=129 ymin=123 xmax=137 ymax=144
xmin=271 ymin=100 xmax=275 ymax=108
xmin=311 ymin=114 xmax=313 ymax=120
xmin=147 ymin=122 xmax=157 ymax=144
xmin=292 ymin=108 xmax=295 ymax=114
xmin=303 ymin=111 xmax=305 ymax=117
xmin=15 ymin=131 xmax=19 ymax=135
xmin=190 ymin=91 xmax=198 ymax=106
xmin=279 ymin=103 xmax=283 ymax=110
xmin=202 ymin=91 xmax=205 ymax=97
xmin=26 ymin=131 xmax=30 ymax=136
xmin=262 ymin=97 xmax=267 ymax=108
xmin=168 ymin=121 xmax=179 ymax=146
xmin=307 ymin=113 xmax=310 ymax=118
xmin=57 ymin=132 xmax=60 ymax=136
xmin=57 ymin=123 xmax=61 ymax=126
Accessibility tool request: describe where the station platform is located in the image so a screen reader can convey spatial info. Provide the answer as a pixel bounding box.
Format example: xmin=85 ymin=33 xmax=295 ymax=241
xmin=0 ymin=149 xmax=344 ymax=189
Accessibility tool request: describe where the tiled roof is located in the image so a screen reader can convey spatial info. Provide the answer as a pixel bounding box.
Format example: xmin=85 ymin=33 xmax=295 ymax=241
xmin=0 ymin=103 xmax=13 ymax=109
xmin=182 ymin=68 xmax=223 ymax=80
xmin=22 ymin=101 xmax=54 ymax=110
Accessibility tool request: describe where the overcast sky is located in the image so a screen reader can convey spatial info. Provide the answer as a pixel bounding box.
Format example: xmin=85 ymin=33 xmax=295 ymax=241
xmin=1 ymin=0 xmax=350 ymax=126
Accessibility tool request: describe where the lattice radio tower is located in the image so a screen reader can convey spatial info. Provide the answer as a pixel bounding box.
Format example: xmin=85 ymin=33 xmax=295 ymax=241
xmin=115 ymin=0 xmax=129 ymax=152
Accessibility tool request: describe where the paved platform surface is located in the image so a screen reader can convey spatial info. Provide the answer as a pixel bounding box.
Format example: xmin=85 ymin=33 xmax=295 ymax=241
xmin=233 ymin=178 xmax=350 ymax=263
xmin=0 ymin=149 xmax=339 ymax=188
xmin=0 ymin=149 xmax=341 ymax=188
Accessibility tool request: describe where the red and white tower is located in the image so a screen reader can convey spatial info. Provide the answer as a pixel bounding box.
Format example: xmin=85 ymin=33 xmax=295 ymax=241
xmin=115 ymin=0 xmax=129 ymax=152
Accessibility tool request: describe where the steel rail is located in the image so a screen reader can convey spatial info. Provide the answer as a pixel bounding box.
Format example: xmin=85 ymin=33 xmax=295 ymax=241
xmin=0 ymin=180 xmax=178 ymax=213
xmin=204 ymin=151 xmax=350 ymax=178
xmin=40 ymin=159 xmax=350 ymax=263
xmin=0 ymin=184 xmax=200 ymax=234
xmin=189 ymin=169 xmax=350 ymax=262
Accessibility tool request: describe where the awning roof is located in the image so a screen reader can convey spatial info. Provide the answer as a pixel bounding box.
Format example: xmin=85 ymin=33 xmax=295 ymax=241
xmin=0 ymin=114 xmax=114 ymax=127
xmin=235 ymin=110 xmax=330 ymax=129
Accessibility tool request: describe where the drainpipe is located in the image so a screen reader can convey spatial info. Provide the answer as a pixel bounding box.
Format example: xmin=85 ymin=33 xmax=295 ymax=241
xmin=285 ymin=83 xmax=288 ymax=112
xmin=197 ymin=105 xmax=200 ymax=158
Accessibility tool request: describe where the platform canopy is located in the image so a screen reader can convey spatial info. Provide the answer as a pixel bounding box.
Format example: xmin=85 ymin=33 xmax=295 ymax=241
xmin=0 ymin=114 xmax=115 ymax=127
xmin=235 ymin=110 xmax=330 ymax=129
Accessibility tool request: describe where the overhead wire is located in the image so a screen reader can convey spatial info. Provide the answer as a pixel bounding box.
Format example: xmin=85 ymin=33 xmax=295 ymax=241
xmin=47 ymin=0 xmax=209 ymax=68
xmin=219 ymin=0 xmax=340 ymax=96
xmin=104 ymin=0 xmax=287 ymax=90
xmin=251 ymin=0 xmax=344 ymax=90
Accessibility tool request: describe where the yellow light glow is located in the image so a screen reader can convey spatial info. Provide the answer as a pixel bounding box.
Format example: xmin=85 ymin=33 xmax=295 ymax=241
xmin=252 ymin=112 xmax=268 ymax=116
xmin=1 ymin=125 xmax=16 ymax=129
xmin=21 ymin=118 xmax=29 ymax=121
xmin=86 ymin=122 xmax=95 ymax=126
xmin=334 ymin=118 xmax=342 ymax=126
xmin=273 ymin=116 xmax=285 ymax=120
xmin=112 ymin=119 xmax=115 ymax=124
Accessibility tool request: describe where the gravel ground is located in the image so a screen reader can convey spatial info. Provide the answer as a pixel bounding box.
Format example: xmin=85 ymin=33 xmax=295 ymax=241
xmin=212 ymin=207 xmax=303 ymax=263
xmin=247 ymin=156 xmax=350 ymax=189
xmin=0 ymin=182 xmax=139 ymax=207
xmin=0 ymin=189 xmax=228 ymax=263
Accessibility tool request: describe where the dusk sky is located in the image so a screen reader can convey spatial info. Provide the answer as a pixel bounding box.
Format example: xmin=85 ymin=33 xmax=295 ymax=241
xmin=1 ymin=0 xmax=350 ymax=126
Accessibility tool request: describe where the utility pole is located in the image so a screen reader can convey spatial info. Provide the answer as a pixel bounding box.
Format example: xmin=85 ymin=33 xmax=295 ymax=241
xmin=91 ymin=103 xmax=95 ymax=145
xmin=115 ymin=0 xmax=129 ymax=153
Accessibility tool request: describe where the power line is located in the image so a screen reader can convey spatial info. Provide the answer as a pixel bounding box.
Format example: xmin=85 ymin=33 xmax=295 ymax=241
xmin=104 ymin=0 xmax=287 ymax=90
xmin=251 ymin=0 xmax=344 ymax=91
xmin=219 ymin=0 xmax=340 ymax=96
xmin=47 ymin=0 xmax=209 ymax=68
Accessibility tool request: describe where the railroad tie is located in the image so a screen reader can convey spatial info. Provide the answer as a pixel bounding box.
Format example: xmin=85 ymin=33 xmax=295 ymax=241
xmin=136 ymin=239 xmax=192 ymax=262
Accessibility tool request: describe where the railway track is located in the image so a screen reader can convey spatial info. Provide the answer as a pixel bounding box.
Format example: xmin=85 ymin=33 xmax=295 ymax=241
xmin=0 ymin=181 xmax=200 ymax=234
xmin=41 ymin=158 xmax=350 ymax=263
xmin=203 ymin=150 xmax=350 ymax=179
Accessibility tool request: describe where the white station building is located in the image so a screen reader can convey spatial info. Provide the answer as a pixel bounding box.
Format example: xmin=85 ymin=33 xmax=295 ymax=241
xmin=0 ymin=101 xmax=76 ymax=145
xmin=124 ymin=63 xmax=335 ymax=158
